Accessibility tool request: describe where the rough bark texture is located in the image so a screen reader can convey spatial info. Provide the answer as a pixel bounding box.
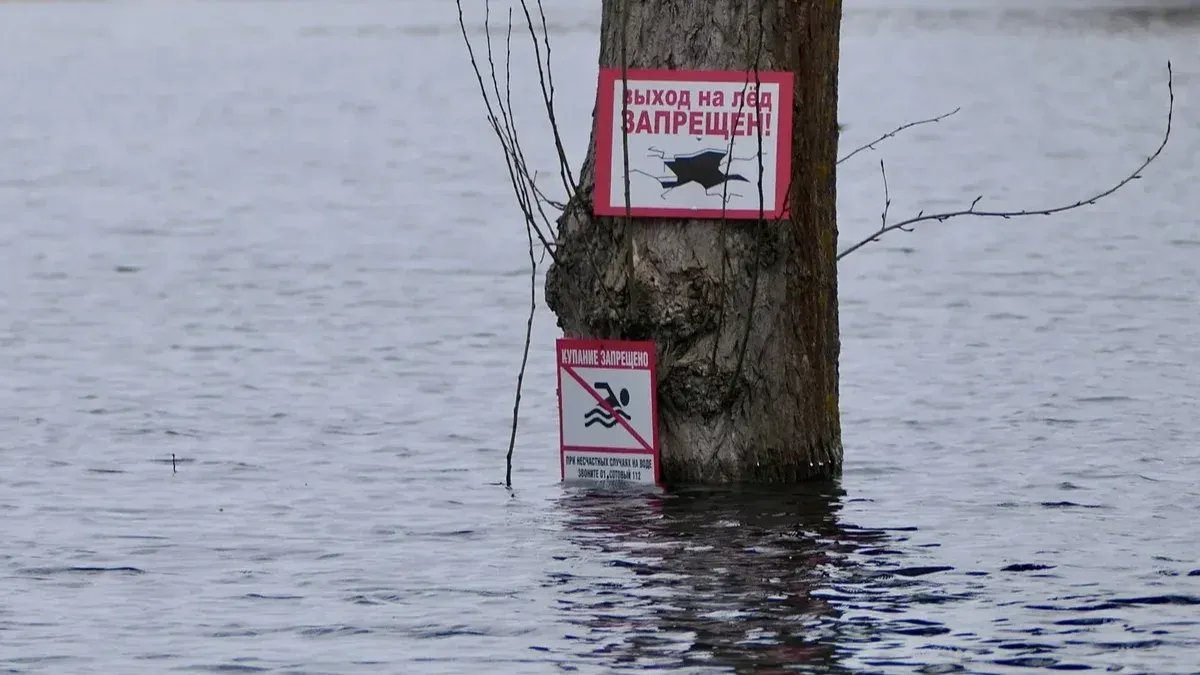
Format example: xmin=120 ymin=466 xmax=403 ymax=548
xmin=545 ymin=0 xmax=842 ymax=483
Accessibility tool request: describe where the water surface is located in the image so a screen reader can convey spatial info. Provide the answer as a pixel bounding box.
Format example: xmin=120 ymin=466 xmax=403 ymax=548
xmin=1 ymin=1 xmax=1198 ymax=673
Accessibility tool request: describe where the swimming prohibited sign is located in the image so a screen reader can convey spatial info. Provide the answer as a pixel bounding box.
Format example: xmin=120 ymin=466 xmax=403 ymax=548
xmin=557 ymin=338 xmax=660 ymax=485
xmin=593 ymin=68 xmax=794 ymax=220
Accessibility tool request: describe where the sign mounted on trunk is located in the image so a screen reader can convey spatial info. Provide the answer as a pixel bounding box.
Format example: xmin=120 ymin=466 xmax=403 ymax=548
xmin=593 ymin=68 xmax=794 ymax=221
xmin=557 ymin=338 xmax=660 ymax=485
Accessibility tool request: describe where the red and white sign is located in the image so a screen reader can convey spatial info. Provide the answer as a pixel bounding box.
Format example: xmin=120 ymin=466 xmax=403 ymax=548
xmin=594 ymin=68 xmax=794 ymax=220
xmin=557 ymin=338 xmax=660 ymax=485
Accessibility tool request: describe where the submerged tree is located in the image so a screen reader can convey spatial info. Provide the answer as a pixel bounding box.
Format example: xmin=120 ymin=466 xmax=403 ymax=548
xmin=456 ymin=1 xmax=1172 ymax=486
xmin=543 ymin=1 xmax=844 ymax=483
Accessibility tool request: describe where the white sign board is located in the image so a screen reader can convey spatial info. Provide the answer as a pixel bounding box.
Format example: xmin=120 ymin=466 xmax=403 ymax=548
xmin=557 ymin=338 xmax=660 ymax=485
xmin=593 ymin=68 xmax=794 ymax=220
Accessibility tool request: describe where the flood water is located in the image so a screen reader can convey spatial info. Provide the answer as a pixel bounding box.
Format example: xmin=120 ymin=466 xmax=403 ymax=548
xmin=1 ymin=1 xmax=1198 ymax=673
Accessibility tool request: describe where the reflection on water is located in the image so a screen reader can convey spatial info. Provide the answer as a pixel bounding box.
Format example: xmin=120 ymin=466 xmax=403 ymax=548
xmin=553 ymin=487 xmax=960 ymax=673
xmin=552 ymin=486 xmax=1200 ymax=673
xmin=554 ymin=486 xmax=852 ymax=672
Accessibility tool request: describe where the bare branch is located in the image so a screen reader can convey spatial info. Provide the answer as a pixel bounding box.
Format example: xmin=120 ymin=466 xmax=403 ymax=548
xmin=710 ymin=60 xmax=758 ymax=368
xmin=518 ymin=0 xmax=578 ymax=200
xmin=456 ymin=0 xmax=575 ymax=487
xmin=499 ymin=13 xmax=563 ymax=243
xmin=506 ymin=205 xmax=538 ymax=489
xmin=725 ymin=5 xmax=769 ymax=405
xmin=618 ymin=0 xmax=637 ymax=321
xmin=620 ymin=0 xmax=632 ymax=220
xmin=837 ymin=107 xmax=960 ymax=166
xmin=837 ymin=62 xmax=1174 ymax=262
xmin=878 ymin=158 xmax=891 ymax=231
xmin=454 ymin=0 xmax=561 ymax=266
xmin=493 ymin=8 xmax=561 ymax=241
xmin=529 ymin=170 xmax=567 ymax=211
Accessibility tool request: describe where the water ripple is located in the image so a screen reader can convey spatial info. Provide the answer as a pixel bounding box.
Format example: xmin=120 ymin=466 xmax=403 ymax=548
xmin=0 ymin=0 xmax=1197 ymax=673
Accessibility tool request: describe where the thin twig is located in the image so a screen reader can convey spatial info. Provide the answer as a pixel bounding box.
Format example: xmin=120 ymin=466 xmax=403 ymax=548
xmin=497 ymin=10 xmax=561 ymax=243
xmin=455 ymin=0 xmax=561 ymax=266
xmin=837 ymin=61 xmax=1174 ymax=261
xmin=620 ymin=0 xmax=635 ymax=317
xmin=710 ymin=59 xmax=756 ymax=368
xmin=488 ymin=6 xmax=559 ymax=245
xmin=491 ymin=3 xmax=536 ymax=489
xmin=485 ymin=8 xmax=518 ymax=160
xmin=456 ymin=0 xmax=568 ymax=488
xmin=532 ymin=0 xmax=577 ymax=198
xmin=506 ymin=208 xmax=537 ymax=489
xmin=518 ymin=0 xmax=578 ymax=200
xmin=553 ymin=5 xmax=621 ymax=324
xmin=725 ymin=5 xmax=768 ymax=402
xmin=620 ymin=0 xmax=631 ymax=222
xmin=492 ymin=7 xmax=621 ymax=314
xmin=837 ymin=107 xmax=961 ymax=166
xmin=529 ymin=170 xmax=567 ymax=211
xmin=878 ymin=159 xmax=891 ymax=230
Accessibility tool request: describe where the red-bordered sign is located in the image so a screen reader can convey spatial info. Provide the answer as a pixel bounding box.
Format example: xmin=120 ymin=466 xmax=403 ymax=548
xmin=557 ymin=338 xmax=660 ymax=485
xmin=594 ymin=68 xmax=794 ymax=220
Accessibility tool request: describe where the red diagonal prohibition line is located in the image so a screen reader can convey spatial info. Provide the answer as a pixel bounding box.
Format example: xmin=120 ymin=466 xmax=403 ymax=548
xmin=562 ymin=364 xmax=653 ymax=452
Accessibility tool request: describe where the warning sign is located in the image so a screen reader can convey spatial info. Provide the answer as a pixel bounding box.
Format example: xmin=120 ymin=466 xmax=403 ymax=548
xmin=593 ymin=68 xmax=794 ymax=220
xmin=557 ymin=338 xmax=659 ymax=485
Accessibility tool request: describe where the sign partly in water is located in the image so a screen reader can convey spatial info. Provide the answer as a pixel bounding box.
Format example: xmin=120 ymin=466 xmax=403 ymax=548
xmin=593 ymin=68 xmax=794 ymax=221
xmin=556 ymin=338 xmax=659 ymax=485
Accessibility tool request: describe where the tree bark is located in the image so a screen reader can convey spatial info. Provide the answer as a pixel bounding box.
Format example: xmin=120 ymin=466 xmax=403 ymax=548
xmin=545 ymin=0 xmax=842 ymax=483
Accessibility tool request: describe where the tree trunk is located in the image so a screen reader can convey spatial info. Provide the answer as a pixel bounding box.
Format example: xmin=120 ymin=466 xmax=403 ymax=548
xmin=545 ymin=0 xmax=842 ymax=483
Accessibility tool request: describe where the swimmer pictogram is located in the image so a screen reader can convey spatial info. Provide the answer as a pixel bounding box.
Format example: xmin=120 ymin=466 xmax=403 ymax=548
xmin=584 ymin=383 xmax=632 ymax=428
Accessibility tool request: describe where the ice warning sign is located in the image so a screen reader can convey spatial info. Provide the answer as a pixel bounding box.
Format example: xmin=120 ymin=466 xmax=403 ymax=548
xmin=593 ymin=68 xmax=794 ymax=220
xmin=557 ymin=338 xmax=660 ymax=485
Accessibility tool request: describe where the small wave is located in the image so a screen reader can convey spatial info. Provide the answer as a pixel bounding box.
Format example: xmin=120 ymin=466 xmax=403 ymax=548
xmin=893 ymin=623 xmax=951 ymax=637
xmin=991 ymin=657 xmax=1065 ymax=668
xmin=19 ymin=566 xmax=145 ymax=576
xmin=1113 ymin=595 xmax=1200 ymax=606
xmin=411 ymin=626 xmax=492 ymax=639
xmin=996 ymin=641 xmax=1056 ymax=652
xmin=299 ymin=625 xmax=372 ymax=637
xmin=1054 ymin=617 xmax=1119 ymax=626
xmin=1001 ymin=563 xmax=1056 ymax=572
xmin=182 ymin=666 xmax=269 ymax=673
xmin=890 ymin=565 xmax=954 ymax=577
xmin=1094 ymin=639 xmax=1165 ymax=650
xmin=1039 ymin=501 xmax=1106 ymax=509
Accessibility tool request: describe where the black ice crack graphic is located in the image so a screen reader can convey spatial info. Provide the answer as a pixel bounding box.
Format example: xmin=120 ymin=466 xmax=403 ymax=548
xmin=630 ymin=147 xmax=759 ymax=201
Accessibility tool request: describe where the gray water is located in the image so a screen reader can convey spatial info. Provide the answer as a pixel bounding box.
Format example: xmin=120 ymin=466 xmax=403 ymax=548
xmin=1 ymin=1 xmax=1198 ymax=673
